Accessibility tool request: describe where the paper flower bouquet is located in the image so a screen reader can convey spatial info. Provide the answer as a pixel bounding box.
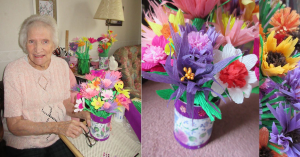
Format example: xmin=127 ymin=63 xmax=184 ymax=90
xmin=142 ymin=0 xmax=259 ymax=149
xmin=69 ymin=37 xmax=97 ymax=75
xmin=97 ymin=30 xmax=117 ymax=69
xmin=71 ymin=70 xmax=130 ymax=141
xmin=259 ymin=0 xmax=300 ymax=156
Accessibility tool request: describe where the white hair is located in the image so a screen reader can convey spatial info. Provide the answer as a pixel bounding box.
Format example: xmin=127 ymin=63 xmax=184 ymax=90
xmin=19 ymin=15 xmax=58 ymax=54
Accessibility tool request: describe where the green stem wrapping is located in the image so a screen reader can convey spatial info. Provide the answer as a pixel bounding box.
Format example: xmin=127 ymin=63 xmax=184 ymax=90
xmin=77 ymin=58 xmax=90 ymax=75
xmin=99 ymin=46 xmax=111 ymax=57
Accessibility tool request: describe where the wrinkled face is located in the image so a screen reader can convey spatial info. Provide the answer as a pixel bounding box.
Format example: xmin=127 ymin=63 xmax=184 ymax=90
xmin=26 ymin=22 xmax=55 ymax=70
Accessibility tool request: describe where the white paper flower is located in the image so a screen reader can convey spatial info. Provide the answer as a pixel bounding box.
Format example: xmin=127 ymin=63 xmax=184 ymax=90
xmin=74 ymin=98 xmax=85 ymax=112
xmin=211 ymin=44 xmax=258 ymax=104
xmin=101 ymin=38 xmax=109 ymax=43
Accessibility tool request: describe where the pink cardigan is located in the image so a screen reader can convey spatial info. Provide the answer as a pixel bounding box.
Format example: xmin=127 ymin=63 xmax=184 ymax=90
xmin=2 ymin=56 xmax=77 ymax=149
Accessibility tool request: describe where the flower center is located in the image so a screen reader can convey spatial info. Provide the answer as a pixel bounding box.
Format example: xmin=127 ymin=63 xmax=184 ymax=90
xmin=219 ymin=60 xmax=248 ymax=88
xmin=161 ymin=23 xmax=177 ymax=39
xmin=266 ymin=51 xmax=287 ymax=67
xmin=285 ymin=130 xmax=300 ymax=145
xmin=259 ymin=146 xmax=273 ymax=157
xmin=180 ymin=67 xmax=195 ymax=81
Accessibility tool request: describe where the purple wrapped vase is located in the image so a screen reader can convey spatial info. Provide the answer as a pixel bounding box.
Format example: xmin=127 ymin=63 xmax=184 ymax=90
xmin=174 ymin=99 xmax=220 ymax=149
xmin=90 ymin=114 xmax=112 ymax=141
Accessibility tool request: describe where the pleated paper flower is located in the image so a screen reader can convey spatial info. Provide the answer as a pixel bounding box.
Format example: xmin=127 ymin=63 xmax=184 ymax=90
xmin=74 ymin=97 xmax=85 ymax=112
xmin=167 ymin=0 xmax=218 ymax=19
xmin=91 ymin=97 xmax=104 ymax=110
xmin=267 ymin=103 xmax=300 ymax=156
xmin=142 ymin=35 xmax=169 ymax=72
xmin=259 ymin=127 xmax=287 ymax=157
xmin=211 ymin=44 xmax=257 ymax=104
xmin=269 ymin=7 xmax=300 ymax=35
xmin=212 ymin=8 xmax=259 ymax=48
xmin=261 ymin=31 xmax=300 ymax=77
xmin=142 ymin=23 xmax=237 ymax=120
xmin=142 ymin=3 xmax=185 ymax=47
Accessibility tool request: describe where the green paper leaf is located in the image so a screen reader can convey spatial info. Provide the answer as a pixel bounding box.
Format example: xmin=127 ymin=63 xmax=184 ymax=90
xmin=148 ymin=71 xmax=169 ymax=76
xmin=251 ymin=86 xmax=259 ymax=94
xmin=156 ymin=89 xmax=176 ymax=100
xmin=192 ymin=18 xmax=206 ymax=31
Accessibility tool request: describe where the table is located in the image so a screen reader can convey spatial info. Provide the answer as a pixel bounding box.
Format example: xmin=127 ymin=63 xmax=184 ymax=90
xmin=60 ymin=117 xmax=141 ymax=157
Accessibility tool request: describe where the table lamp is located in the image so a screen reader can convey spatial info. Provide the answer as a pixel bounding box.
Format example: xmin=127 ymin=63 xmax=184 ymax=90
xmin=94 ymin=0 xmax=125 ymax=30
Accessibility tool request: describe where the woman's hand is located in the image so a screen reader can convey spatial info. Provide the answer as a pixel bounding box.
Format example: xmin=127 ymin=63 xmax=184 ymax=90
xmin=57 ymin=120 xmax=88 ymax=138
xmin=78 ymin=111 xmax=91 ymax=127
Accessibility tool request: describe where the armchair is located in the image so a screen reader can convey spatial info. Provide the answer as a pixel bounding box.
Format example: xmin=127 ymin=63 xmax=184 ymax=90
xmin=113 ymin=45 xmax=141 ymax=99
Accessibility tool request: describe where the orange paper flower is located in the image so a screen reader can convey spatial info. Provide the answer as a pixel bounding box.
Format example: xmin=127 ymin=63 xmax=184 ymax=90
xmin=269 ymin=7 xmax=300 ymax=35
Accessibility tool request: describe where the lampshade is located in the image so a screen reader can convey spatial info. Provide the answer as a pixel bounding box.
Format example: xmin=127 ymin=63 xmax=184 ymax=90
xmin=94 ymin=0 xmax=125 ymax=21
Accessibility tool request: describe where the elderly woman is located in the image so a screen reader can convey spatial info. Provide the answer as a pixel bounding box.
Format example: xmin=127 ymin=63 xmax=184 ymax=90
xmin=2 ymin=15 xmax=90 ymax=157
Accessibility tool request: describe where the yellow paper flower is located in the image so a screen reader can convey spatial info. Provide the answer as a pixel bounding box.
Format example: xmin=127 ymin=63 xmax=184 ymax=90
xmin=91 ymin=97 xmax=104 ymax=109
xmin=164 ymin=38 xmax=175 ymax=55
xmin=89 ymin=44 xmax=93 ymax=50
xmin=261 ymin=31 xmax=300 ymax=76
xmin=216 ymin=12 xmax=247 ymax=32
xmin=82 ymin=37 xmax=88 ymax=42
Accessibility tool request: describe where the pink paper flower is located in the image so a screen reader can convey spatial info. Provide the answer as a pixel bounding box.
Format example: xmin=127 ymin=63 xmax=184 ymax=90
xmin=85 ymin=74 xmax=96 ymax=81
xmin=103 ymin=102 xmax=111 ymax=109
xmin=116 ymin=94 xmax=131 ymax=110
xmin=212 ymin=8 xmax=259 ymax=48
xmin=81 ymin=88 xmax=99 ymax=99
xmin=101 ymin=38 xmax=109 ymax=43
xmin=102 ymin=79 xmax=112 ymax=88
xmin=188 ymin=31 xmax=212 ymax=50
xmin=143 ymin=45 xmax=167 ymax=64
xmin=166 ymin=0 xmax=219 ymax=19
xmin=88 ymin=37 xmax=97 ymax=43
xmin=101 ymin=90 xmax=114 ymax=100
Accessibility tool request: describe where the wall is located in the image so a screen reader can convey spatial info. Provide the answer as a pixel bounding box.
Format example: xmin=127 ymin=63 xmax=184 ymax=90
xmin=0 ymin=0 xmax=141 ymax=80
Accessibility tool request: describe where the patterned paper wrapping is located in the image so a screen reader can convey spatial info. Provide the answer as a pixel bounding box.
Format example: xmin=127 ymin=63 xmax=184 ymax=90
xmin=90 ymin=114 xmax=112 ymax=141
xmin=99 ymin=57 xmax=109 ymax=70
xmin=174 ymin=99 xmax=219 ymax=149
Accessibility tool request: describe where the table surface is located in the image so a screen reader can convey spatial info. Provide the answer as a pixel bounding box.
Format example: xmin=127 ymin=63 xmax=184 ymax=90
xmin=60 ymin=117 xmax=141 ymax=157
xmin=142 ymin=81 xmax=259 ymax=157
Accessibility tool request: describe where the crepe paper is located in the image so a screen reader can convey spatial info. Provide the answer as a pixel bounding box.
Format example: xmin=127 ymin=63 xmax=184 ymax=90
xmin=261 ymin=113 xmax=275 ymax=119
xmin=192 ymin=18 xmax=205 ymax=31
xmin=156 ymin=89 xmax=176 ymax=100
xmin=292 ymin=53 xmax=300 ymax=58
xmin=261 ymin=97 xmax=286 ymax=108
xmin=251 ymin=86 xmax=259 ymax=94
xmin=261 ymin=89 xmax=277 ymax=102
xmin=267 ymin=143 xmax=282 ymax=155
xmin=132 ymin=99 xmax=142 ymax=114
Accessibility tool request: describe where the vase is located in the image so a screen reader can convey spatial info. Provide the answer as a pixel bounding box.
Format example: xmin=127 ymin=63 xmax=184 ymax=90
xmin=99 ymin=48 xmax=109 ymax=70
xmin=173 ymin=99 xmax=220 ymax=149
xmin=77 ymin=58 xmax=90 ymax=75
xmin=90 ymin=114 xmax=112 ymax=141
xmin=114 ymin=106 xmax=125 ymax=122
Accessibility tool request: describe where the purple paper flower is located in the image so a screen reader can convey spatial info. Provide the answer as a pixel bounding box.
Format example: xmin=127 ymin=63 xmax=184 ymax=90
xmin=71 ymin=84 xmax=81 ymax=92
xmin=266 ymin=103 xmax=300 ymax=156
xmin=99 ymin=100 xmax=119 ymax=113
xmin=69 ymin=42 xmax=78 ymax=52
xmin=142 ymin=23 xmax=238 ymax=119
xmin=100 ymin=71 xmax=120 ymax=89
xmin=266 ymin=65 xmax=300 ymax=110
xmin=97 ymin=37 xmax=104 ymax=42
